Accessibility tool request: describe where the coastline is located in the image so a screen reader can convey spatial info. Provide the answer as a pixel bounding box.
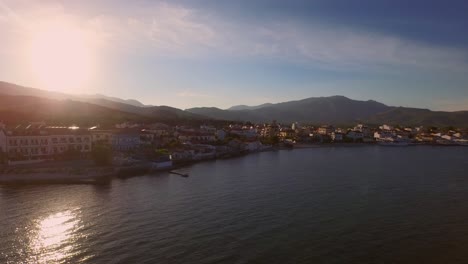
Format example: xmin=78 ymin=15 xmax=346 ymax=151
xmin=1 ymin=143 xmax=466 ymax=185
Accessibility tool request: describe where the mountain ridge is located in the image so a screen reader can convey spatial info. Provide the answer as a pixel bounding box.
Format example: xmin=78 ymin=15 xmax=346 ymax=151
xmin=1 ymin=81 xmax=467 ymax=127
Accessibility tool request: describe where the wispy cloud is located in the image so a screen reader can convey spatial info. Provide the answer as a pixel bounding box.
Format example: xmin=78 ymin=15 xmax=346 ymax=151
xmin=1 ymin=1 xmax=466 ymax=72
xmin=176 ymin=90 xmax=217 ymax=98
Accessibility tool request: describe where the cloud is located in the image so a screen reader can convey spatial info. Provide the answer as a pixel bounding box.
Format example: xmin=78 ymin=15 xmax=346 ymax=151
xmin=1 ymin=1 xmax=467 ymax=72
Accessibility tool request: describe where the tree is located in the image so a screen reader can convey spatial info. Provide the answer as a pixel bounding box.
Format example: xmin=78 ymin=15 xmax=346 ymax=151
xmin=91 ymin=144 xmax=112 ymax=166
xmin=0 ymin=151 xmax=6 ymax=165
xmin=63 ymin=147 xmax=81 ymax=160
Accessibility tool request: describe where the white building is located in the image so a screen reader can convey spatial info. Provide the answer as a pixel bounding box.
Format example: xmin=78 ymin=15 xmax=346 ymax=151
xmin=353 ymin=124 xmax=371 ymax=137
xmin=379 ymin=124 xmax=394 ymax=131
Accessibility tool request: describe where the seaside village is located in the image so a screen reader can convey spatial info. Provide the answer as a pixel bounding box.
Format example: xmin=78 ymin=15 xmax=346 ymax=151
xmin=0 ymin=120 xmax=467 ymax=167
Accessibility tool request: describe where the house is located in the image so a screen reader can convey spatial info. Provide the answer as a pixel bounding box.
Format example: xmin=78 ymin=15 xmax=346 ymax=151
xmin=90 ymin=129 xmax=114 ymax=144
xmin=178 ymin=131 xmax=216 ymax=143
xmin=374 ymin=130 xmax=395 ymax=140
xmin=230 ymin=128 xmax=258 ymax=139
xmin=318 ymin=125 xmax=334 ymax=135
xmin=353 ymin=124 xmax=371 ymax=137
xmin=216 ymin=130 xmax=226 ymax=141
xmin=346 ymin=131 xmax=364 ymax=141
xmin=243 ymin=140 xmax=263 ymax=152
xmin=1 ymin=124 xmax=92 ymax=165
xmin=191 ymin=144 xmax=216 ymax=160
xmin=279 ymin=128 xmax=295 ymax=139
xmin=139 ymin=129 xmax=156 ymax=145
xmin=115 ymin=122 xmax=141 ymax=129
xmin=260 ymin=121 xmax=280 ymax=138
xmin=112 ymin=129 xmax=141 ymax=151
xmin=151 ymin=154 xmax=173 ymax=170
xmin=291 ymin=122 xmax=299 ymax=131
xmin=331 ymin=132 xmax=344 ymax=142
xmin=379 ymin=124 xmax=394 ymax=131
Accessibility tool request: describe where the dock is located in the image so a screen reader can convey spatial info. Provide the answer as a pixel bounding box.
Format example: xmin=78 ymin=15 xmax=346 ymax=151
xmin=169 ymin=171 xmax=189 ymax=177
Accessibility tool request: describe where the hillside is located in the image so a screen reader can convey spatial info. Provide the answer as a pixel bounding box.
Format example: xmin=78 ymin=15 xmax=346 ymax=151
xmin=0 ymin=95 xmax=146 ymax=126
xmin=0 ymin=81 xmax=206 ymax=124
xmin=0 ymin=81 xmax=147 ymax=108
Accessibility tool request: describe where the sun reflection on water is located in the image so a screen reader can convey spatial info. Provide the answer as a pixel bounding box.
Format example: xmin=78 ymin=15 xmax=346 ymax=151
xmin=29 ymin=210 xmax=80 ymax=263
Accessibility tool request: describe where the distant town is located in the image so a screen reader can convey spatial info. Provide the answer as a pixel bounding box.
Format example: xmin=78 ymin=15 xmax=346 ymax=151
xmin=1 ymin=120 xmax=467 ymax=170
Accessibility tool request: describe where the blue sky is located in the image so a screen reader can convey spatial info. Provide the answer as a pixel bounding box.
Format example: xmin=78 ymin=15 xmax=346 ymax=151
xmin=0 ymin=0 xmax=467 ymax=110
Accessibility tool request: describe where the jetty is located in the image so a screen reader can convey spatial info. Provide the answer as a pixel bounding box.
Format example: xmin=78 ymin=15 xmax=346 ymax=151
xmin=169 ymin=171 xmax=189 ymax=177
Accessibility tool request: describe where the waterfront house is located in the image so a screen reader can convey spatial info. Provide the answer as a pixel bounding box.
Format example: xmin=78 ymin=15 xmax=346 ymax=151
xmin=112 ymin=129 xmax=141 ymax=151
xmin=89 ymin=129 xmax=114 ymax=145
xmin=178 ymin=131 xmax=216 ymax=143
xmin=346 ymin=130 xmax=364 ymax=142
xmin=216 ymin=129 xmax=226 ymax=141
xmin=353 ymin=124 xmax=371 ymax=137
xmin=1 ymin=123 xmax=92 ymax=165
xmin=230 ymin=128 xmax=258 ymax=139
xmin=191 ymin=144 xmax=216 ymax=160
xmin=140 ymin=129 xmax=155 ymax=145
xmin=374 ymin=130 xmax=395 ymax=140
xmin=243 ymin=140 xmax=263 ymax=152
xmin=331 ymin=132 xmax=344 ymax=142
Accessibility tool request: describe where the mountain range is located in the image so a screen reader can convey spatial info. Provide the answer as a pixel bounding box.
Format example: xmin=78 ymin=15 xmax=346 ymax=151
xmin=187 ymin=97 xmax=468 ymax=127
xmin=0 ymin=81 xmax=467 ymax=127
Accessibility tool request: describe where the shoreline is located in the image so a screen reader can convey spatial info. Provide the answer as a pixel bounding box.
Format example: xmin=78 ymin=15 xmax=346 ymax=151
xmin=1 ymin=144 xmax=466 ymax=185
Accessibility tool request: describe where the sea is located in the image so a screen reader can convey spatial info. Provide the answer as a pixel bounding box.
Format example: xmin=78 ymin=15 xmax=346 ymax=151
xmin=1 ymin=145 xmax=468 ymax=263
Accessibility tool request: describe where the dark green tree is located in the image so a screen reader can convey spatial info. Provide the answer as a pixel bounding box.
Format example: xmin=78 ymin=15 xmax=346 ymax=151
xmin=91 ymin=144 xmax=112 ymax=166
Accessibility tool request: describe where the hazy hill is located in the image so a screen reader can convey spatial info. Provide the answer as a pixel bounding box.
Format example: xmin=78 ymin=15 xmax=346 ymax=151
xmin=0 ymin=81 xmax=205 ymax=123
xmin=0 ymin=94 xmax=146 ymax=126
xmin=0 ymin=81 xmax=147 ymax=108
xmin=80 ymin=94 xmax=148 ymax=107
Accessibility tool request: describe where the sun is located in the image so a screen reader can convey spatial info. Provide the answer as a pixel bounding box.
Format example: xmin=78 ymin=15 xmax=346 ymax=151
xmin=29 ymin=21 xmax=94 ymax=92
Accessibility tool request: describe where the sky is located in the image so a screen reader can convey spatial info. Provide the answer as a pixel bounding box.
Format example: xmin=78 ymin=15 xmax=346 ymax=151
xmin=0 ymin=0 xmax=468 ymax=111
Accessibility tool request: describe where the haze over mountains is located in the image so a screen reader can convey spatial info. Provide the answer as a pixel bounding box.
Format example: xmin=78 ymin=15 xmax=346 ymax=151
xmin=1 ymin=81 xmax=467 ymax=127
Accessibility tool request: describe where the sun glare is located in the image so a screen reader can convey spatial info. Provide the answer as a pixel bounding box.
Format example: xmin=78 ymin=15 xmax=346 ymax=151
xmin=29 ymin=21 xmax=94 ymax=92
